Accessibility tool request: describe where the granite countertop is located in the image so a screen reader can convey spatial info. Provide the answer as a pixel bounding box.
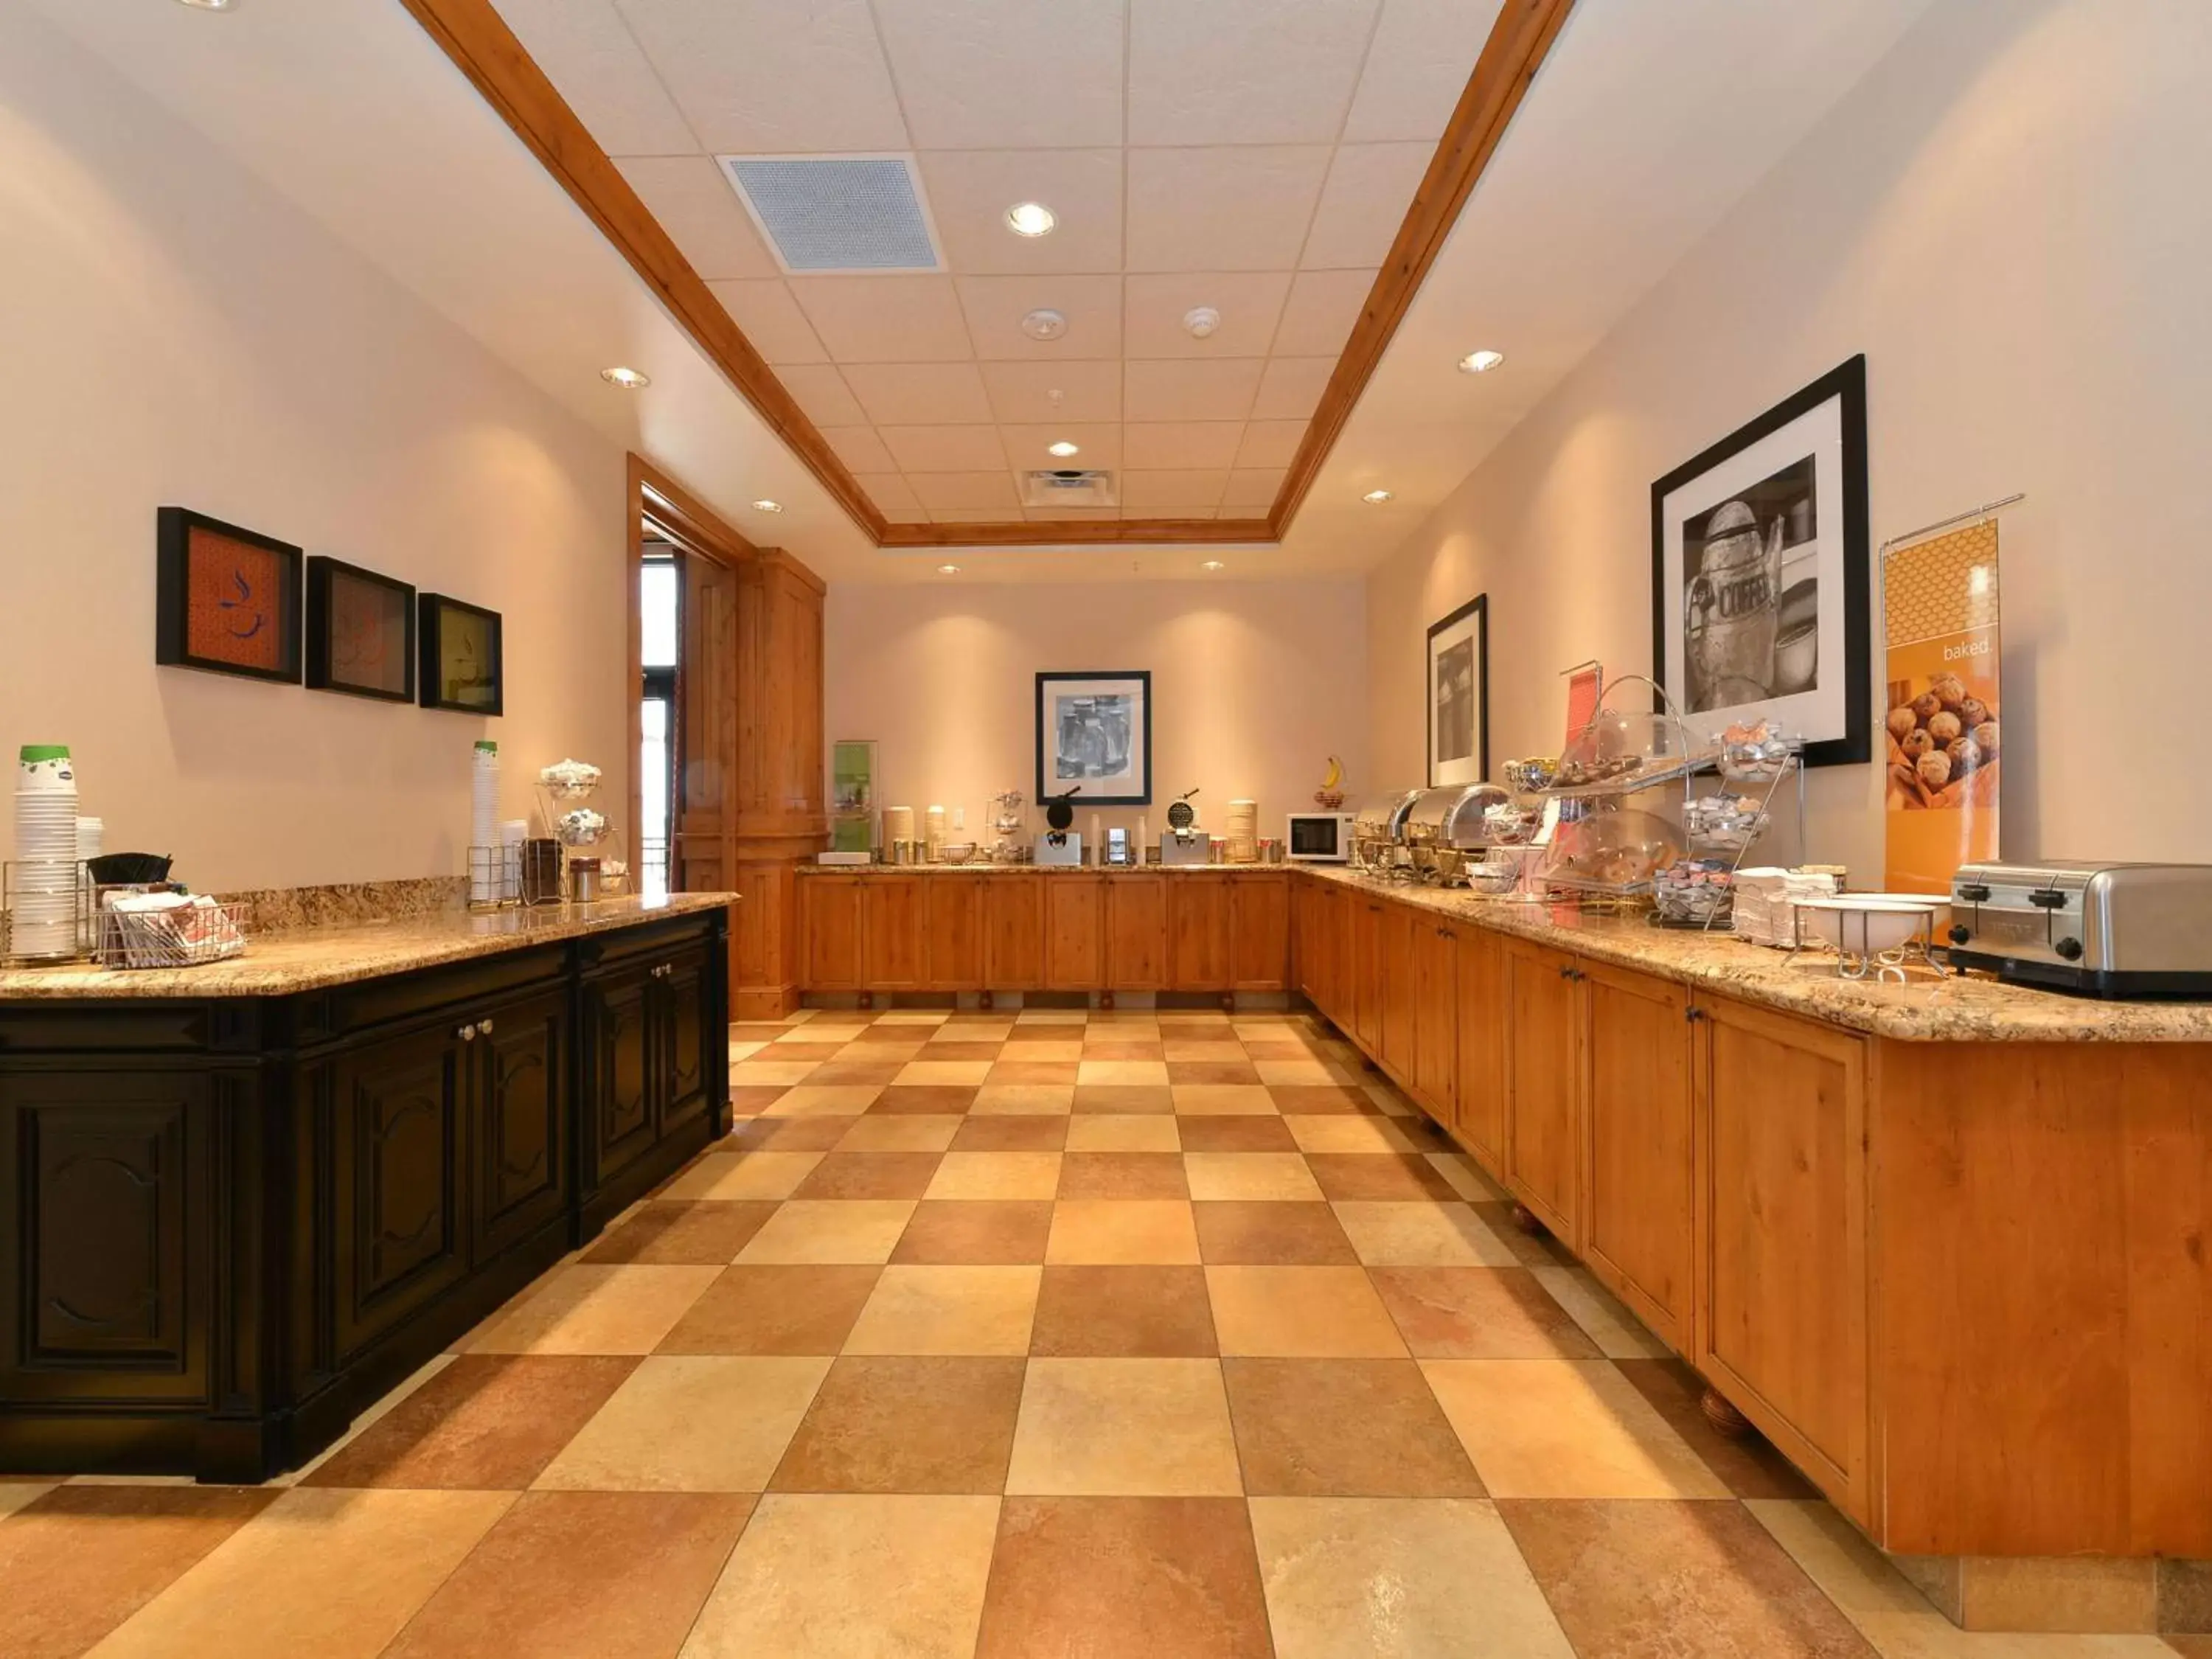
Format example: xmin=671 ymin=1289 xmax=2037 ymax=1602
xmin=799 ymin=860 xmax=1290 ymax=874
xmin=0 ymin=892 xmax=735 ymax=1001
xmin=1304 ymin=866 xmax=2212 ymax=1044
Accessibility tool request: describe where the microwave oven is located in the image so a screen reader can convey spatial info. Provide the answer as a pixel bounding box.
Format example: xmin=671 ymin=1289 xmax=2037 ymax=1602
xmin=1284 ymin=812 xmax=1355 ymax=863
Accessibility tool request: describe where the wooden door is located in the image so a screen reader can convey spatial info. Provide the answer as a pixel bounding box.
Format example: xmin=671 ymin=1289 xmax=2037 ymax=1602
xmin=1168 ymin=874 xmax=1233 ymax=990
xmin=472 ymin=990 xmax=568 ymax=1265
xmin=1378 ymin=902 xmax=1419 ymax=1082
xmin=1412 ymin=919 xmax=1458 ymax=1123
xmin=1106 ymin=874 xmax=1169 ymax=990
xmin=982 ymin=877 xmax=1045 ymax=989
xmin=1696 ymin=996 xmax=1870 ymax=1520
xmin=1581 ymin=962 xmax=1693 ymax=1350
xmin=926 ymin=876 xmax=986 ymax=989
xmin=1350 ymin=900 xmax=1383 ymax=1051
xmin=860 ymin=876 xmax=925 ymax=990
xmin=673 ymin=551 xmax=739 ymax=896
xmin=802 ymin=877 xmax=862 ymax=990
xmin=1503 ymin=939 xmax=1582 ymax=1247
xmin=1453 ymin=928 xmax=1506 ymax=1166
xmin=1044 ymin=876 xmax=1106 ymax=989
xmin=1231 ymin=874 xmax=1291 ymax=990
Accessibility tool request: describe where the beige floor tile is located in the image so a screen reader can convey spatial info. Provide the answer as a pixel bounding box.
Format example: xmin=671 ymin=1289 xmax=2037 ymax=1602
xmin=1745 ymin=1498 xmax=1949 ymax=1621
xmin=1207 ymin=1267 xmax=1408 ymax=1357
xmin=1423 ymin=1153 xmax=1500 ymax=1201
xmin=763 ymin=1085 xmax=884 ymax=1119
xmin=734 ymin=1200 xmax=917 ymax=1265
xmin=681 ymin=1493 xmax=998 ymax=1659
xmin=466 ymin=1266 xmax=721 ymax=1355
xmin=1045 ymin=1200 xmax=1202 ymax=1265
xmin=970 ymin=1085 xmax=1076 ymax=1116
xmin=1006 ymin=1359 xmax=1242 ymax=1497
xmin=897 ymin=1060 xmax=995 ymax=1087
xmin=731 ymin=1061 xmax=821 ymax=1088
xmin=925 ymin=1152 xmax=1064 ymax=1200
xmin=773 ymin=1023 xmax=866 ymax=1045
xmin=1078 ymin=1060 xmax=1172 ymax=1087
xmin=932 ymin=1024 xmax=1014 ymax=1045
xmin=535 ymin=1356 xmax=830 ymax=1492
xmin=1332 ymin=1201 xmax=1519 ymax=1267
xmin=875 ymin=1010 xmax=952 ymax=1026
xmin=0 ymin=1481 xmax=56 ymax=1518
xmin=1164 ymin=1040 xmax=1247 ymax=1062
xmin=726 ymin=1041 xmax=766 ymax=1062
xmin=998 ymin=1040 xmax=1082 ymax=1062
xmin=836 ymin=1115 xmax=963 ymax=1152
xmin=88 ymin=1487 xmax=513 ymax=1659
xmin=1015 ymin=1009 xmax=1089 ymax=1025
xmin=1185 ymin=1152 xmax=1325 ymax=1202
xmin=1251 ymin=1496 xmax=1573 ymax=1658
xmin=1422 ymin=1360 xmax=1730 ymax=1498
xmin=844 ymin=1267 xmax=1042 ymax=1356
xmin=1255 ymin=1060 xmax=1344 ymax=1088
xmin=662 ymin=1152 xmax=824 ymax=1202
xmin=1065 ymin=1116 xmax=1182 ymax=1152
xmin=1174 ymin=1085 xmax=1279 ymax=1116
xmin=1283 ymin=1116 xmax=1419 ymax=1155
xmin=1529 ymin=1266 xmax=1672 ymax=1357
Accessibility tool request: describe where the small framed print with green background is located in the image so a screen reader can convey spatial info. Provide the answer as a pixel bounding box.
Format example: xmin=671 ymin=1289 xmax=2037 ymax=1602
xmin=155 ymin=506 xmax=303 ymax=684
xmin=830 ymin=739 xmax=878 ymax=852
xmin=306 ymin=556 xmax=414 ymax=702
xmin=417 ymin=593 xmax=503 ymax=715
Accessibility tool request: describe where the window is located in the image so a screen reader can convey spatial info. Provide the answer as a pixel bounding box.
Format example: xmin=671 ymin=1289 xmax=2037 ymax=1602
xmin=639 ymin=552 xmax=678 ymax=897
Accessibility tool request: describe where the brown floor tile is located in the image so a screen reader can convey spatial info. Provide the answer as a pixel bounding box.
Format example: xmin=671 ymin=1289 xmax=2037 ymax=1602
xmin=1083 ymin=1041 xmax=1166 ymax=1061
xmin=1222 ymin=1357 xmax=1484 ymax=1497
xmin=771 ymin=1355 xmax=1026 ymax=1493
xmin=835 ymin=1113 xmax=964 ymax=1152
xmin=731 ymin=1023 xmax=796 ymax=1042
xmin=1058 ymin=1150 xmax=1191 ymax=1200
xmin=1500 ymin=1498 xmax=1876 ymax=1657
xmin=1029 ymin=1266 xmax=1220 ymax=1357
xmin=953 ymin=1115 xmax=1072 ymax=1152
xmin=1471 ymin=1200 xmax=1580 ymax=1266
xmin=894 ymin=1200 xmax=1057 ymax=1264
xmin=1074 ymin=1085 xmax=1176 ymax=1113
xmin=305 ymin=1354 xmax=636 ymax=1489
xmin=655 ymin=1265 xmax=882 ymax=1354
xmin=872 ymin=1084 xmax=981 ymax=1114
xmin=1193 ymin=1200 xmax=1359 ymax=1265
xmin=1371 ymin=1266 xmax=1604 ymax=1359
xmin=1266 ymin=1084 xmax=1380 ymax=1116
xmin=729 ymin=1085 xmax=790 ymax=1116
xmin=978 ymin=1496 xmax=1273 ymax=1659
xmin=0 ymin=1486 xmax=278 ymax=1659
xmin=382 ymin=1490 xmax=751 ymax=1659
xmin=1615 ymin=1357 xmax=1820 ymax=1499
xmin=990 ymin=1060 xmax=1081 ymax=1086
xmin=751 ymin=1040 xmax=838 ymax=1062
xmin=581 ymin=1200 xmax=779 ymax=1265
xmin=1167 ymin=1060 xmax=1263 ymax=1085
xmin=1177 ymin=1115 xmax=1298 ymax=1153
xmin=843 ymin=1035 xmax=929 ymax=1057
xmin=790 ymin=1151 xmax=945 ymax=1200
xmin=1305 ymin=1152 xmax=1459 ymax=1200
xmin=924 ymin=1042 xmax=1006 ymax=1063
xmin=801 ymin=1059 xmax=908 ymax=1088
xmin=726 ymin=1115 xmax=853 ymax=1152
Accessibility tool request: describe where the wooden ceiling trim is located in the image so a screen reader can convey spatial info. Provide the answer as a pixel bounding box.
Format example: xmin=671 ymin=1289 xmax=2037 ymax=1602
xmin=1267 ymin=0 xmax=1578 ymax=535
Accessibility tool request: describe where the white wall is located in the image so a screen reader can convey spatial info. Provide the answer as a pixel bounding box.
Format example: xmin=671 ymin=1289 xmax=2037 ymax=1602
xmin=0 ymin=10 xmax=627 ymax=892
xmin=1368 ymin=0 xmax=2212 ymax=879
xmin=824 ymin=579 xmax=1368 ymax=851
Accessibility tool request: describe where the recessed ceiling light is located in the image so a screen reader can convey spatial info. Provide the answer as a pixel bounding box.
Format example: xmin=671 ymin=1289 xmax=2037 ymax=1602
xmin=1005 ymin=202 xmax=1057 ymax=238
xmin=751 ymin=499 xmax=784 ymax=514
xmin=1457 ymin=349 xmax=1505 ymax=374
xmin=1020 ymin=308 xmax=1068 ymax=341
xmin=599 ymin=366 xmax=650 ymax=389
xmin=1046 ymin=441 xmax=1080 ymax=459
xmin=1201 ymin=560 xmax=1225 ymax=571
xmin=937 ymin=563 xmax=961 ymax=575
xmin=1362 ymin=489 xmax=1394 ymax=504
xmin=175 ymin=0 xmax=237 ymax=10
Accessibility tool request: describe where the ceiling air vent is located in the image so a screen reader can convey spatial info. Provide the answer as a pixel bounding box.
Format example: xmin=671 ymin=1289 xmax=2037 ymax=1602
xmin=720 ymin=155 xmax=942 ymax=274
xmin=1020 ymin=470 xmax=1119 ymax=509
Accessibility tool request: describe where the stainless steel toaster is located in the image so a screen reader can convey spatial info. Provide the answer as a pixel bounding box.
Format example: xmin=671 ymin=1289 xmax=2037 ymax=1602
xmin=1947 ymin=860 xmax=2212 ymax=997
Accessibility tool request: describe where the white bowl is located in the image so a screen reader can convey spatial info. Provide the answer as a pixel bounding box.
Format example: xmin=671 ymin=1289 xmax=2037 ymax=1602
xmin=1796 ymin=894 xmax=1944 ymax=956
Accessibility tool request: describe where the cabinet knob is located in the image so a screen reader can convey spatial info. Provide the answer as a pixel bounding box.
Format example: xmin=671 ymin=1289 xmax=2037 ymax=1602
xmin=457 ymin=1022 xmax=478 ymax=1041
xmin=1686 ymin=1005 xmax=1708 ymax=1023
xmin=479 ymin=1016 xmax=495 ymax=1034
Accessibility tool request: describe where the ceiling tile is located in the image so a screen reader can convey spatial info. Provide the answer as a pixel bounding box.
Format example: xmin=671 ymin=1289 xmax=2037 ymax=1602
xmin=911 ymin=471 xmax=1022 ymax=511
xmin=1343 ymin=0 xmax=1504 ymax=143
xmin=919 ymin=150 xmax=1124 ymax=276
xmin=1270 ymin=268 xmax=1376 ymax=356
xmin=931 ymin=508 xmax=1017 ymax=523
xmin=1234 ymin=419 xmax=1309 ymax=470
xmin=616 ymin=157 xmax=779 ymax=279
xmin=879 ymin=425 xmax=1010 ymax=472
xmin=1125 ymin=147 xmax=1331 ymax=272
xmin=776 ymin=363 xmax=869 ymax=428
xmin=1124 ymin=359 xmax=1264 ymax=422
xmin=1025 ymin=507 xmax=1124 ymax=521
xmin=613 ymin=0 xmax=909 ymax=151
xmin=1120 ymin=470 xmax=1231 ymax=509
xmin=1223 ymin=467 xmax=1287 ymax=508
xmin=872 ymin=0 xmax=1124 ymax=148
xmin=1127 ymin=0 xmax=1381 ymax=145
xmin=706 ymin=278 xmax=827 ymax=364
xmin=1301 ymin=142 xmax=1430 ymax=269
xmin=956 ymin=274 xmax=1124 ymax=361
xmin=882 ymin=507 xmax=933 ymax=524
xmin=1123 ymin=273 xmax=1291 ymax=359
xmin=981 ymin=360 xmax=1122 ymax=424
xmin=1123 ymin=422 xmax=1244 ymax=470
xmin=820 ymin=425 xmax=898 ymax=473
xmin=788 ymin=275 xmax=975 ymax=361
xmin=840 ymin=361 xmax=995 ymax=425
xmin=1252 ymin=357 xmax=1336 ymax=420
xmin=497 ymin=0 xmax=701 ymax=154
xmin=853 ymin=472 xmax=922 ymax=510
xmin=998 ymin=423 xmax=1123 ymax=469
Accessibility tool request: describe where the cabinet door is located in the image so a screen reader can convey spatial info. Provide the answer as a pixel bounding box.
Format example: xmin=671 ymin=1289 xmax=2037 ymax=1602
xmin=927 ymin=877 xmax=987 ymax=989
xmin=860 ymin=876 xmax=925 ymax=990
xmin=1581 ymin=963 xmax=1692 ymax=1350
xmin=1231 ymin=875 xmax=1291 ymax=991
xmin=472 ymin=991 xmax=568 ymax=1265
xmin=1043 ymin=876 xmax=1106 ymax=990
xmin=1314 ymin=886 xmax=1346 ymax=1025
xmin=1106 ymin=874 xmax=1169 ymax=990
xmin=1378 ymin=904 xmax=1419 ymax=1082
xmin=583 ymin=971 xmax=655 ymax=1187
xmin=1412 ymin=921 xmax=1458 ymax=1122
xmin=653 ymin=945 xmax=712 ymax=1134
xmin=1168 ymin=875 xmax=1233 ymax=990
xmin=1351 ymin=901 xmax=1383 ymax=1051
xmin=804 ymin=877 xmax=862 ymax=990
xmin=1453 ymin=928 xmax=1506 ymax=1166
xmin=1503 ymin=940 xmax=1582 ymax=1248
xmin=983 ymin=878 xmax=1045 ymax=990
xmin=1697 ymin=996 xmax=1869 ymax=1519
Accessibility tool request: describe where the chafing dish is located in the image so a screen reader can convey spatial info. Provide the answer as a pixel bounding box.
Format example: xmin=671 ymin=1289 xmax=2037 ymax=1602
xmin=1402 ymin=785 xmax=1512 ymax=882
xmin=1352 ymin=790 xmax=1422 ymax=876
xmin=1947 ymin=860 xmax=2212 ymax=996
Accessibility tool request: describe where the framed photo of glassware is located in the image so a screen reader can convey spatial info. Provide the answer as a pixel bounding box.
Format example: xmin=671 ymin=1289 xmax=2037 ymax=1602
xmin=154 ymin=507 xmax=304 ymax=684
xmin=1425 ymin=593 xmax=1489 ymax=787
xmin=1034 ymin=671 xmax=1151 ymax=806
xmin=1649 ymin=355 xmax=1871 ymax=766
xmin=306 ymin=556 xmax=416 ymax=702
xmin=417 ymin=593 xmax=504 ymax=715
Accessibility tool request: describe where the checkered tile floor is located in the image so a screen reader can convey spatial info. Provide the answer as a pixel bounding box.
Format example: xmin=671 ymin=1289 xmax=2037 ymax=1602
xmin=0 ymin=1009 xmax=2168 ymax=1657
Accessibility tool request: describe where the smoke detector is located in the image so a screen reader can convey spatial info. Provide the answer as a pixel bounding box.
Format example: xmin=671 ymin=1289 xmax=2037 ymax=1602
xmin=1183 ymin=307 xmax=1222 ymax=338
xmin=1021 ymin=309 xmax=1068 ymax=341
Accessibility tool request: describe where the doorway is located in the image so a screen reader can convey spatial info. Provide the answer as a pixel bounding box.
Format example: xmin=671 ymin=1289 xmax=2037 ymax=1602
xmin=638 ymin=545 xmax=679 ymax=897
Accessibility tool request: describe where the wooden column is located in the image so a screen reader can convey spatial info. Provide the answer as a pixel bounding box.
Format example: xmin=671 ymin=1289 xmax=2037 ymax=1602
xmin=731 ymin=548 xmax=826 ymax=1018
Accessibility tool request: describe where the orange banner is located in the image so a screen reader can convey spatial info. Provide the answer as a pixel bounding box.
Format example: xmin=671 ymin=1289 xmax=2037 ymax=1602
xmin=1882 ymin=519 xmax=2000 ymax=892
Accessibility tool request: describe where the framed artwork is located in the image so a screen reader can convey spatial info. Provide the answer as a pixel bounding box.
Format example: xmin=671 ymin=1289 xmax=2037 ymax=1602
xmin=1034 ymin=671 xmax=1152 ymax=806
xmin=417 ymin=593 xmax=504 ymax=715
xmin=306 ymin=556 xmax=415 ymax=702
xmin=154 ymin=507 xmax=302 ymax=683
xmin=1425 ymin=594 xmax=1489 ymax=787
xmin=1650 ymin=354 xmax=1871 ymax=766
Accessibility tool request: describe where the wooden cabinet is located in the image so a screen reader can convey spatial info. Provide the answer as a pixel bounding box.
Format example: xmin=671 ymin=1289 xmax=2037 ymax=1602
xmin=1350 ymin=899 xmax=1384 ymax=1051
xmin=1106 ymin=874 xmax=1169 ymax=990
xmin=1168 ymin=874 xmax=1234 ymax=990
xmin=1230 ymin=874 xmax=1291 ymax=990
xmin=1043 ymin=877 xmax=1106 ymax=989
xmin=580 ymin=935 xmax=714 ymax=1218
xmin=926 ymin=876 xmax=987 ymax=989
xmin=982 ymin=878 xmax=1045 ymax=989
xmin=471 ymin=990 xmax=569 ymax=1266
xmin=802 ymin=876 xmax=861 ymax=990
xmin=1377 ymin=902 xmax=1421 ymax=1082
xmin=1502 ymin=939 xmax=1583 ymax=1248
xmin=1411 ymin=919 xmax=1458 ymax=1122
xmin=860 ymin=875 xmax=926 ymax=990
xmin=582 ymin=967 xmax=654 ymax=1189
xmin=1580 ymin=963 xmax=1694 ymax=1351
xmin=1453 ymin=927 xmax=1505 ymax=1165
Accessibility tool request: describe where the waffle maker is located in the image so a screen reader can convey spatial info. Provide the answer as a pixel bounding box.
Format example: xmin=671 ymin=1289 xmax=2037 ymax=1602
xmin=1034 ymin=787 xmax=1083 ymax=867
xmin=1161 ymin=788 xmax=1209 ymax=866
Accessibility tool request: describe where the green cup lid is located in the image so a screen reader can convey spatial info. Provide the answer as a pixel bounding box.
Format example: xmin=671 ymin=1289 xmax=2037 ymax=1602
xmin=475 ymin=740 xmax=498 ymax=754
xmin=18 ymin=745 xmax=69 ymax=762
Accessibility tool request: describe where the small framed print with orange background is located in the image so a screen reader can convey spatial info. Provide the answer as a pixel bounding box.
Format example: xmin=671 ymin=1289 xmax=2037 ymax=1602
xmin=155 ymin=507 xmax=304 ymax=684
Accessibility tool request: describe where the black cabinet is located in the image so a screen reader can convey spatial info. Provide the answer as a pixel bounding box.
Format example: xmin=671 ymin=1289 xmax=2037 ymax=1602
xmin=473 ymin=990 xmax=568 ymax=1265
xmin=580 ymin=936 xmax=717 ymax=1231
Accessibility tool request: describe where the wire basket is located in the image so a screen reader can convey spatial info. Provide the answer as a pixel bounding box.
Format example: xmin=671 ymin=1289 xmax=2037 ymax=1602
xmin=93 ymin=888 xmax=252 ymax=970
xmin=1 ymin=859 xmax=95 ymax=964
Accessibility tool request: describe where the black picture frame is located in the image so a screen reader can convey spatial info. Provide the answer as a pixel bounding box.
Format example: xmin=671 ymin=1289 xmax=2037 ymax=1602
xmin=154 ymin=506 xmax=303 ymax=684
xmin=1034 ymin=670 xmax=1152 ymax=807
xmin=1649 ymin=354 xmax=1871 ymax=768
xmin=306 ymin=556 xmax=417 ymax=703
xmin=1425 ymin=593 xmax=1490 ymax=787
xmin=417 ymin=593 xmax=504 ymax=716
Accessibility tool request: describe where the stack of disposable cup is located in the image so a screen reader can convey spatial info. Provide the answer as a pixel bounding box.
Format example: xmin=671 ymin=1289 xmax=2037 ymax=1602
xmin=12 ymin=745 xmax=83 ymax=959
xmin=470 ymin=741 xmax=499 ymax=903
xmin=499 ymin=820 xmax=527 ymax=902
xmin=1226 ymin=799 xmax=1259 ymax=863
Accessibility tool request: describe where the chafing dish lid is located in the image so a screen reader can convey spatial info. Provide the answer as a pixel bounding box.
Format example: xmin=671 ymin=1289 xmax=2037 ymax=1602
xmin=1352 ymin=791 xmax=1422 ymax=837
